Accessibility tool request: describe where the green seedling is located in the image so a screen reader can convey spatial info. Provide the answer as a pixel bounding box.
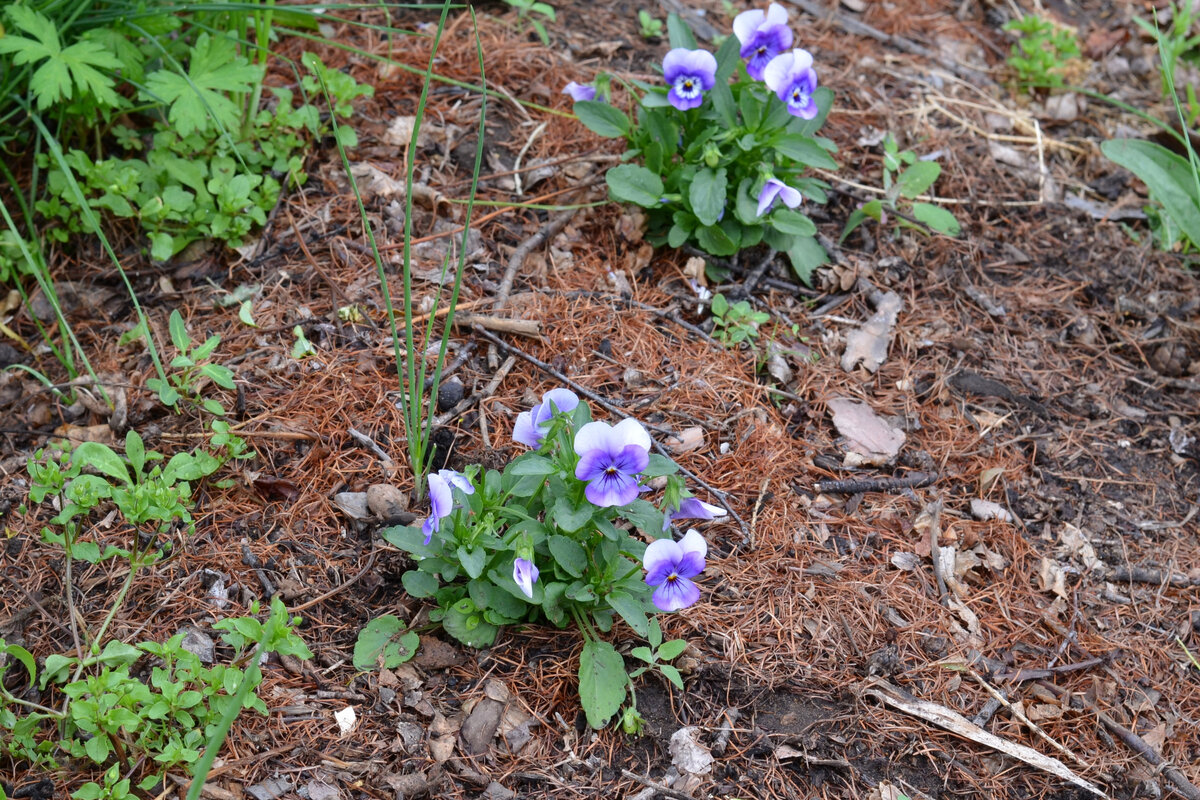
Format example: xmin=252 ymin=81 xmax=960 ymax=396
xmin=710 ymin=292 xmax=769 ymax=346
xmin=841 ymin=132 xmax=959 ymax=241
xmin=638 ymin=10 xmax=664 ymax=39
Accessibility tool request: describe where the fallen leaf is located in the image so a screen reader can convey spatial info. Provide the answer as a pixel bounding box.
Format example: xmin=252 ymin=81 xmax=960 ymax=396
xmin=1038 ymin=558 xmax=1068 ymax=599
xmin=669 ymin=727 xmax=713 ymax=775
xmin=334 ymin=706 xmax=357 ymax=736
xmin=841 ymin=290 xmax=902 ymax=373
xmin=828 ymin=397 xmax=906 ymax=465
xmin=666 ymin=426 xmax=704 ymax=454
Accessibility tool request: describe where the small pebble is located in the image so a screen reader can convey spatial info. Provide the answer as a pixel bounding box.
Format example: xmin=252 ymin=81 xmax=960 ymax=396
xmin=437 ymin=377 xmax=464 ymax=411
xmin=367 ymin=484 xmax=408 ymax=518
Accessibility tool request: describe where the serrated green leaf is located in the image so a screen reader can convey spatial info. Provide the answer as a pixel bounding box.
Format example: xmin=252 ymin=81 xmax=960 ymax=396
xmin=141 ymin=33 xmax=263 ymax=137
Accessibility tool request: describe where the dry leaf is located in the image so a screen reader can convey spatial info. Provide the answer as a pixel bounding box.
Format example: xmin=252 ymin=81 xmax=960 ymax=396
xmin=669 ymin=727 xmax=713 ymax=775
xmin=1038 ymin=558 xmax=1068 ymax=599
xmin=828 ymin=398 xmax=906 ymax=465
xmin=666 ymin=426 xmax=705 ymax=454
xmin=841 ymin=291 xmax=902 ymax=373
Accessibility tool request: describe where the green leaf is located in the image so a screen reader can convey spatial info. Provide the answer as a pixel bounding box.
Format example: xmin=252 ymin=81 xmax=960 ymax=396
xmin=840 ymin=199 xmax=884 ymax=243
xmin=141 ymin=33 xmax=263 ymax=137
xmin=0 ymin=6 xmax=122 ymax=110
xmin=98 ymin=640 xmax=141 ymax=667
xmin=457 ymin=546 xmax=487 ymax=580
xmin=353 ymin=616 xmax=419 ymax=670
xmin=508 ymin=455 xmax=557 ymax=477
xmin=574 ymin=101 xmax=630 ymax=138
xmin=911 ymin=202 xmax=961 ymax=236
xmin=71 ymin=442 xmax=130 ymax=486
xmin=607 ymin=164 xmax=664 ymax=207
xmin=771 ymin=209 xmax=817 ymax=236
xmin=695 ymin=223 xmax=737 ymax=256
xmin=442 ymin=602 xmax=498 ymax=648
xmin=1 ymin=643 xmax=36 ymax=686
xmin=149 ymin=233 xmax=174 ymax=261
xmin=578 ymin=640 xmax=627 ymax=728
xmin=168 ymin=310 xmax=190 ymax=353
xmin=1102 ymin=139 xmax=1200 ymax=248
xmin=552 ymin=495 xmax=595 ymax=533
xmin=401 ymin=569 xmax=440 ymax=598
xmin=238 ymin=300 xmax=258 ymax=328
xmin=773 ymin=133 xmax=838 ymax=169
xmin=548 ymin=535 xmax=587 ymax=577
xmin=630 ymin=646 xmax=654 ymax=663
xmin=605 ymin=591 xmax=649 ymax=637
xmin=656 ymin=639 xmax=688 ymax=661
xmin=657 ymin=663 xmax=684 ymax=691
xmin=689 ymin=167 xmax=728 ymax=227
xmin=200 ymin=363 xmax=236 ymax=389
xmin=124 ymin=430 xmax=145 ymax=478
xmin=786 ymin=235 xmax=828 ymax=285
xmin=641 ymin=453 xmax=679 ymax=478
xmin=896 ymin=161 xmax=942 ymax=199
xmin=666 ymin=12 xmax=699 ymax=50
xmin=713 ymin=32 xmax=742 ymax=83
xmin=708 ymin=82 xmax=736 ymax=128
xmin=381 ymin=525 xmax=440 ymax=558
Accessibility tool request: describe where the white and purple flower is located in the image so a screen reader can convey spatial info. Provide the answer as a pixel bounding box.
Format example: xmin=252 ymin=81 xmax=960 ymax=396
xmin=421 ymin=472 xmax=454 ymax=545
xmin=437 ymin=469 xmax=474 ymax=495
xmin=733 ymin=3 xmax=794 ymax=80
xmin=663 ymin=48 xmax=718 ymax=111
xmin=643 ymin=529 xmax=707 ymax=611
xmin=562 ymin=81 xmax=596 ymax=102
xmin=513 ymin=557 xmax=540 ymax=599
xmin=756 ymin=177 xmax=803 ymax=216
xmin=663 ymin=496 xmax=728 ymax=531
xmin=513 ymin=388 xmax=580 ymax=449
xmin=573 ymin=418 xmax=651 ymax=507
xmin=763 ymin=48 xmax=819 ymax=119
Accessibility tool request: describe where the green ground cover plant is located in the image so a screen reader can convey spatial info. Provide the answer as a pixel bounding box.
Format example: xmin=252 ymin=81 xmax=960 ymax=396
xmin=1003 ymin=13 xmax=1082 ymax=91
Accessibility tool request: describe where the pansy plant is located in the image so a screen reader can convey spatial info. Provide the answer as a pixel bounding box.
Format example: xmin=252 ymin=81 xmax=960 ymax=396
xmin=383 ymin=389 xmax=722 ymax=730
xmin=571 ymin=9 xmax=838 ymax=284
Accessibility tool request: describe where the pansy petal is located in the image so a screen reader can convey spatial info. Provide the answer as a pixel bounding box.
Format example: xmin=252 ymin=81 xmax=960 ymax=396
xmin=761 ymin=51 xmax=794 ymax=93
xmin=764 ymin=2 xmax=790 ymax=28
xmin=778 ymin=183 xmax=804 ymax=208
xmin=663 ymin=48 xmax=714 ymax=84
xmin=437 ymin=469 xmax=474 ymax=495
xmin=542 ymin=388 xmax=579 ymax=417
xmin=513 ymin=410 xmax=542 ymax=448
xmin=573 ymin=420 xmax=616 ymax=457
xmin=421 ymin=515 xmax=438 ymax=545
xmin=732 ymin=8 xmax=765 ymax=44
xmin=513 ymin=558 xmax=539 ymax=598
xmin=611 ymin=418 xmax=652 ymax=452
xmin=612 ymin=444 xmax=650 ymax=475
xmin=427 ymin=473 xmax=453 ymax=518
xmin=757 ymin=179 xmax=783 ymax=216
xmin=679 ymin=528 xmax=708 ymax=561
xmin=562 ymin=82 xmax=595 ymax=102
xmin=574 ymin=448 xmax=612 ymax=482
xmin=675 ymin=550 xmax=706 ymax=579
xmin=652 ymin=576 xmax=700 ymax=612
xmin=585 ymin=471 xmax=640 ymax=507
xmin=643 ymin=538 xmax=682 ymax=576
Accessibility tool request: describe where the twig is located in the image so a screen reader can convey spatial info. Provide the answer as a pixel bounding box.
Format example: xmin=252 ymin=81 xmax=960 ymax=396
xmin=1036 ymin=680 xmax=1200 ymax=800
xmin=740 ymin=248 xmax=777 ymax=296
xmin=433 ymin=354 xmax=517 ymax=428
xmin=925 ymin=499 xmax=949 ymax=603
xmin=347 ymin=427 xmax=395 ymax=469
xmin=712 ymin=707 xmax=740 ymax=756
xmin=474 ymin=326 xmax=753 ymax=542
xmin=453 ymin=314 xmax=540 ymax=337
xmin=968 ymin=669 xmax=1092 ymax=771
xmin=240 ymin=541 xmax=275 ymax=599
xmin=488 ymin=208 xmax=581 ymax=368
xmin=619 ymin=769 xmax=695 ymax=800
xmin=1109 ymin=566 xmax=1200 ymax=588
xmin=814 ymin=471 xmax=937 ymax=494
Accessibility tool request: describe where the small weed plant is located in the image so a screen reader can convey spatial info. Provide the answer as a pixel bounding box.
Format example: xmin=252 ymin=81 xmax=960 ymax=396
xmin=841 ymin=132 xmax=959 ymax=241
xmin=638 ymin=10 xmax=665 ymax=39
xmin=1003 ymin=14 xmax=1082 ymax=91
xmin=371 ymin=390 xmax=726 ymax=730
xmin=7 ymin=429 xmax=305 ymax=796
xmin=710 ymin=292 xmax=769 ymax=346
xmin=569 ymin=6 xmax=838 ymax=283
xmin=502 ymin=0 xmax=557 ymax=45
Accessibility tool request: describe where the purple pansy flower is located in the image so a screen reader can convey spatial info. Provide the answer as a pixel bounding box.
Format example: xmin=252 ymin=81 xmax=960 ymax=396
xmin=513 ymin=388 xmax=580 ymax=448
xmin=663 ymin=48 xmax=717 ymax=111
xmin=421 ymin=472 xmax=454 ymax=545
xmin=663 ymin=496 xmax=729 ymax=531
xmin=437 ymin=469 xmax=474 ymax=495
xmin=733 ymin=3 xmax=794 ymax=80
xmin=573 ymin=418 xmax=651 ymax=507
xmin=763 ymin=48 xmax=819 ymax=119
xmin=643 ymin=529 xmax=707 ymax=611
xmin=756 ymin=178 xmax=803 ymax=216
xmin=513 ymin=558 xmax=539 ymax=599
xmin=563 ymin=81 xmax=596 ymax=102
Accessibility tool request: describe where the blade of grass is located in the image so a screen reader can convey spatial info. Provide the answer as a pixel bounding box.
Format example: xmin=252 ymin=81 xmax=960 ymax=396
xmin=420 ymin=6 xmax=488 ymax=469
